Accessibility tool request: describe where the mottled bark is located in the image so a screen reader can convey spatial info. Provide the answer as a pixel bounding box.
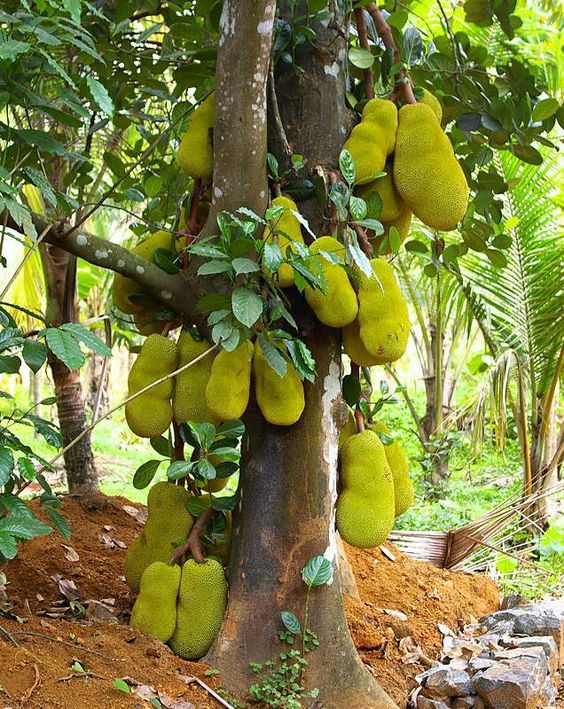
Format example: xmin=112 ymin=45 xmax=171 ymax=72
xmin=40 ymin=244 xmax=98 ymax=494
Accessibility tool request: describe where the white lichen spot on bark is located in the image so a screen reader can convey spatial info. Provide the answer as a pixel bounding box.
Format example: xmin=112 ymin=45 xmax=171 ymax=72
xmin=257 ymin=20 xmax=271 ymax=35
xmin=160 ymin=290 xmax=172 ymax=300
xmin=76 ymin=234 xmax=88 ymax=246
xmin=213 ymin=186 xmax=223 ymax=199
xmin=324 ymin=62 xmax=339 ymax=78
xmin=117 ymin=259 xmax=125 ymax=268
xmin=95 ymin=249 xmax=108 ymax=259
xmin=136 ymin=265 xmax=145 ymax=274
xmin=321 ymin=357 xmax=341 ymax=566
xmin=218 ymin=0 xmax=236 ymax=45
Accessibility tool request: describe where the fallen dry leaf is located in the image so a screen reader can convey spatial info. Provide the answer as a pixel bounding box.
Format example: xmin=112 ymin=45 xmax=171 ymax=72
xmin=382 ymin=608 xmax=408 ymax=622
xmin=158 ymin=692 xmax=195 ymax=709
xmin=50 ymin=576 xmax=80 ymax=601
xmin=437 ymin=623 xmax=454 ymax=636
xmin=61 ymin=544 xmax=79 ymax=563
xmin=379 ymin=546 xmax=396 ymax=561
xmin=122 ymin=505 xmax=147 ymax=523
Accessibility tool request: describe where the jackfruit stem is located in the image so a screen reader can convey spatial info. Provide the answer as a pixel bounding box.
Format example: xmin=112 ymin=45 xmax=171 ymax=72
xmin=353 ymin=8 xmax=375 ymax=101
xmin=350 ymin=363 xmax=366 ymax=433
xmin=366 ymin=4 xmax=416 ymax=105
xmin=170 ymin=506 xmax=213 ymax=564
xmin=172 ymin=420 xmax=185 ymax=462
xmin=186 ymin=179 xmax=202 ymax=234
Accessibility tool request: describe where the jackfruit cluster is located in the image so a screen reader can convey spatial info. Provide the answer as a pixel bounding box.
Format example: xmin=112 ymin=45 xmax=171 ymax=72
xmin=177 ymin=93 xmax=215 ymax=181
xmin=253 ymin=341 xmax=305 ymax=426
xmin=205 ymin=341 xmax=253 ymax=421
xmin=168 ymin=558 xmax=228 ymax=660
xmin=336 ymin=430 xmax=395 ymax=548
xmin=112 ymin=230 xmax=175 ymax=336
xmin=125 ymin=334 xmax=178 ymax=439
xmin=124 ymin=481 xmax=193 ymax=592
xmin=130 ymin=561 xmax=181 ymax=642
xmin=342 ymin=98 xmax=398 ymax=184
xmin=304 ymin=236 xmax=358 ymax=328
xmin=371 ymin=421 xmax=414 ymax=517
xmin=173 ymin=330 xmax=216 ymax=425
xmin=262 ymin=196 xmax=304 ymax=288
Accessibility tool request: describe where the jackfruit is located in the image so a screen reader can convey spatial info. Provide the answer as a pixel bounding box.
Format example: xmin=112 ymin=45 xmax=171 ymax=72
xmin=394 ymin=103 xmax=469 ymax=230
xmin=124 ymin=481 xmax=193 ymax=592
xmin=125 ymin=334 xmax=179 ymax=438
xmin=419 ymin=89 xmax=442 ymax=123
xmin=168 ymin=558 xmax=228 ymax=660
xmin=357 ymin=165 xmax=402 ymax=222
xmin=130 ymin=561 xmax=181 ymax=642
xmin=173 ymin=331 xmax=215 ymax=424
xmin=304 ymin=236 xmax=358 ymax=328
xmin=342 ymin=318 xmax=381 ymax=368
xmin=205 ymin=341 xmax=253 ymax=421
xmin=336 ymin=430 xmax=395 ymax=548
xmin=262 ymin=196 xmax=304 ymax=288
xmin=338 ymin=412 xmax=357 ymax=451
xmin=252 ymin=341 xmax=305 ymax=426
xmin=342 ymin=98 xmax=398 ymax=185
xmin=112 ymin=231 xmax=175 ymax=315
xmin=370 ymin=421 xmax=414 ymax=517
xmin=133 ymin=308 xmax=165 ymax=336
xmin=357 ymin=258 xmax=409 ymax=364
xmin=177 ymin=93 xmax=215 ymax=181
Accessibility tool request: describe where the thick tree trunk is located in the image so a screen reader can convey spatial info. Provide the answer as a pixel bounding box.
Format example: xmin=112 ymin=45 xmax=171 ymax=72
xmin=208 ymin=2 xmax=394 ymax=706
xmin=40 ymin=244 xmax=98 ymax=494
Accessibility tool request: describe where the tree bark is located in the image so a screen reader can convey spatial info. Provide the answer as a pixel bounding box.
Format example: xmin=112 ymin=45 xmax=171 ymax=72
xmin=207 ymin=2 xmax=394 ymax=706
xmin=40 ymin=243 xmax=98 ymax=494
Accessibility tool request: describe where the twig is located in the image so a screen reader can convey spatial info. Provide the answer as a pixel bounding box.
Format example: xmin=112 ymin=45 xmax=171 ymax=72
xmin=366 ymin=3 xmax=416 ymax=104
xmin=268 ymin=63 xmax=292 ymax=160
xmin=171 ymin=507 xmax=214 ymax=564
xmin=352 ymin=223 xmax=373 ymax=258
xmin=9 ymin=631 xmax=116 ymax=659
xmin=184 ymin=676 xmax=235 ymax=709
xmin=353 ymin=8 xmax=375 ymax=100
xmin=20 ymin=663 xmax=41 ymax=703
xmin=0 ymin=623 xmax=20 ymax=647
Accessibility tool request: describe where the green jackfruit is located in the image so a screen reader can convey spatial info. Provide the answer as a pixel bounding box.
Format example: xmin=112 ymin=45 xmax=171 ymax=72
xmin=394 ymin=103 xmax=469 ymax=231
xmin=338 ymin=412 xmax=357 ymax=451
xmin=168 ymin=558 xmax=228 ymax=660
xmin=125 ymin=481 xmax=193 ymax=592
xmin=177 ymin=93 xmax=215 ymax=181
xmin=419 ymin=89 xmax=442 ymax=123
xmin=205 ymin=341 xmax=253 ymax=421
xmin=357 ymin=164 xmax=402 ymax=223
xmin=133 ymin=309 xmax=165 ymax=337
xmin=342 ymin=318 xmax=381 ymax=367
xmin=336 ymin=430 xmax=395 ymax=548
xmin=357 ymin=258 xmax=409 ymax=364
xmin=173 ymin=330 xmax=215 ymax=424
xmin=304 ymin=236 xmax=358 ymax=328
xmin=370 ymin=421 xmax=414 ymax=517
xmin=342 ymin=98 xmax=397 ymax=185
xmin=125 ymin=334 xmax=178 ymax=438
xmin=130 ymin=561 xmax=181 ymax=642
xmin=263 ymin=196 xmax=304 ymax=288
xmin=252 ymin=341 xmax=305 ymax=426
xmin=112 ymin=231 xmax=175 ymax=316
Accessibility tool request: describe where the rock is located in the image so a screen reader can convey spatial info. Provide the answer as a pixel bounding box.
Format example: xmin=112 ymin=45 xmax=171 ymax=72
xmin=499 ymin=635 xmax=559 ymax=675
xmin=468 ymin=657 xmax=495 ymax=674
xmin=417 ymin=698 xmax=450 ymax=709
xmin=539 ymin=676 xmax=557 ymax=706
xmin=479 ymin=603 xmax=563 ymax=650
xmin=423 ymin=667 xmax=473 ymax=699
xmin=452 ymin=698 xmax=478 ymax=708
xmin=472 ymin=653 xmax=549 ymax=708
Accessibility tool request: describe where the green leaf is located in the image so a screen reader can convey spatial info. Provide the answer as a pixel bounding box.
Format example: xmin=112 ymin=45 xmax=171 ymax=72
xmin=0 ymin=447 xmax=14 ymax=486
xmin=45 ymin=328 xmax=84 ymax=370
xmin=301 ymin=555 xmax=333 ymax=587
xmin=495 ymin=553 xmax=518 ymax=575
xmin=211 ymin=494 xmax=238 ymax=512
xmin=532 ymin=98 xmax=559 ymax=122
xmin=347 ymin=243 xmax=372 ymax=278
xmin=217 ymin=419 xmax=245 ymax=439
xmin=342 ymin=374 xmax=361 ymax=407
xmin=231 ymin=287 xmax=263 ymax=328
xmin=113 ymin=678 xmax=131 ymax=694
xmin=0 ymin=515 xmax=52 ymax=539
xmin=283 ymin=179 xmax=315 ymax=201
xmin=0 ymin=39 xmax=31 ymax=61
xmin=258 ymin=336 xmax=287 ymax=377
xmin=0 ymin=355 xmax=21 ymax=374
xmin=267 ymin=153 xmax=279 ymax=179
xmin=348 ymin=47 xmax=374 ymax=69
xmin=232 ymin=258 xmax=260 ymax=275
xmin=195 ymin=458 xmax=216 ymax=480
xmin=188 ymin=421 xmax=216 ymax=450
xmin=339 ymin=149 xmax=356 ymax=186
xmin=166 ymin=460 xmax=194 ymax=480
xmin=22 ymin=339 xmax=47 ymax=373
xmin=209 ymin=447 xmax=239 ymax=463
xmin=44 ymin=507 xmax=71 ymax=540
xmin=0 ymin=532 xmax=17 ymax=559
xmin=198 ymin=260 xmax=233 ymax=276
xmin=153 ymin=248 xmax=180 ymax=275
xmin=16 ymin=457 xmax=36 ymax=480
xmin=280 ymin=610 xmax=300 ymax=635
xmin=349 ymin=196 xmax=367 ymax=221
xmin=133 ymin=460 xmax=162 ymax=489
xmin=86 ymin=76 xmax=114 ymax=117
xmin=150 ymin=436 xmax=171 ymax=457
xmin=186 ymin=495 xmax=210 ymax=517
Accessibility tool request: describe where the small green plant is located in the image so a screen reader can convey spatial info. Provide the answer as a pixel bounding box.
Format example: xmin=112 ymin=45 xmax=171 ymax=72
xmin=248 ymin=554 xmax=332 ymax=708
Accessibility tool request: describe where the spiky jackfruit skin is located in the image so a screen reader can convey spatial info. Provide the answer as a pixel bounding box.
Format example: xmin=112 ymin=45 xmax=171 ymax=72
xmin=419 ymin=89 xmax=443 ymax=123
xmin=130 ymin=562 xmax=181 ymax=642
xmin=124 ymin=482 xmax=194 ymax=592
xmin=342 ymin=99 xmax=397 ymax=185
xmin=112 ymin=231 xmax=175 ymax=315
xmin=394 ymin=103 xmax=469 ymax=231
xmin=338 ymin=412 xmax=357 ymax=451
xmin=133 ymin=310 xmax=164 ymax=336
xmin=177 ymin=93 xmax=214 ymax=181
xmin=252 ymin=342 xmax=305 ymax=426
xmin=173 ymin=331 xmax=215 ymax=424
xmin=205 ymin=341 xmax=253 ymax=421
xmin=357 ymin=165 xmax=402 ymax=222
xmin=125 ymin=335 xmax=178 ymax=438
xmin=342 ymin=318 xmax=381 ymax=367
xmin=304 ymin=236 xmax=358 ymax=328
xmin=370 ymin=421 xmax=414 ymax=517
xmin=263 ymin=197 xmax=304 ymax=288
xmin=357 ymin=258 xmax=409 ymax=364
xmin=336 ymin=430 xmax=395 ymax=548
xmin=168 ymin=559 xmax=228 ymax=660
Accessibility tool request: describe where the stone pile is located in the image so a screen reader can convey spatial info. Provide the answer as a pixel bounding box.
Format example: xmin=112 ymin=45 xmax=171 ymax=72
xmin=410 ymin=601 xmax=562 ymax=708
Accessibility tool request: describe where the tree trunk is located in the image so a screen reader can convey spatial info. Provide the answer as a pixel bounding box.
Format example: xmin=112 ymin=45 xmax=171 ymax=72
xmin=40 ymin=243 xmax=98 ymax=494
xmin=207 ymin=3 xmax=394 ymax=706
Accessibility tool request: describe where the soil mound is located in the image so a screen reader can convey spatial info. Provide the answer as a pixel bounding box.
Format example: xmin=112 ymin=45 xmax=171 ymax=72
xmin=0 ymin=495 xmax=499 ymax=707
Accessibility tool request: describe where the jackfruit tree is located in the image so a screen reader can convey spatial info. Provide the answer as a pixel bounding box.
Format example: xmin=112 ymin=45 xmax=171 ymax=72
xmin=0 ymin=1 xmax=560 ymax=707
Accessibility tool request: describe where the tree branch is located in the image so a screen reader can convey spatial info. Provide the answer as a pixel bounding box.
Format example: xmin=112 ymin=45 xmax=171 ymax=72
xmin=171 ymin=506 xmax=214 ymax=564
xmin=353 ymin=8 xmax=375 ymax=100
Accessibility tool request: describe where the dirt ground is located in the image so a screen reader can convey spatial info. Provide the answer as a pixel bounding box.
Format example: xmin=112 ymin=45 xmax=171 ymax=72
xmin=0 ymin=495 xmax=499 ymax=708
